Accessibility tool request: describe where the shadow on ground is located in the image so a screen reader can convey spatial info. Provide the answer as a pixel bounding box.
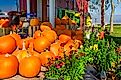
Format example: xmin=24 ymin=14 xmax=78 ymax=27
xmin=106 ymin=35 xmax=121 ymax=45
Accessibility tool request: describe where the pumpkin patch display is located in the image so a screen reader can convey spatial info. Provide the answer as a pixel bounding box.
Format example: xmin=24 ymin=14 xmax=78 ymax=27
xmin=0 ymin=35 xmax=17 ymax=54
xmin=19 ymin=56 xmax=41 ymax=77
xmin=0 ymin=54 xmax=19 ymax=79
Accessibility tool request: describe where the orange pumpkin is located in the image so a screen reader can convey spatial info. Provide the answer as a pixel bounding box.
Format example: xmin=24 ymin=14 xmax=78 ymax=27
xmin=55 ymin=18 xmax=61 ymax=25
xmin=41 ymin=22 xmax=53 ymax=29
xmin=28 ymin=42 xmax=41 ymax=58
xmin=0 ymin=35 xmax=16 ymax=54
xmin=41 ymin=30 xmax=57 ymax=43
xmin=59 ymin=34 xmax=71 ymax=43
xmin=63 ymin=29 xmax=72 ymax=37
xmin=19 ymin=56 xmax=41 ymax=77
xmin=0 ymin=19 xmax=9 ymax=28
xmin=33 ymin=36 xmax=51 ymax=52
xmin=13 ymin=41 xmax=40 ymax=62
xmin=30 ymin=18 xmax=40 ymax=26
xmin=71 ymin=20 xmax=77 ymax=25
xmin=12 ymin=41 xmax=30 ymax=62
xmin=50 ymin=41 xmax=64 ymax=58
xmin=33 ymin=30 xmax=41 ymax=39
xmin=55 ymin=25 xmax=66 ymax=30
xmin=0 ymin=54 xmax=19 ymax=79
xmin=39 ymin=51 xmax=55 ymax=66
xmin=61 ymin=16 xmax=69 ymax=25
xmin=40 ymin=25 xmax=51 ymax=31
xmin=74 ymin=39 xmax=82 ymax=49
xmin=10 ymin=32 xmax=21 ymax=45
xmin=0 ymin=19 xmax=5 ymax=25
xmin=17 ymin=39 xmax=29 ymax=49
xmin=64 ymin=40 xmax=76 ymax=56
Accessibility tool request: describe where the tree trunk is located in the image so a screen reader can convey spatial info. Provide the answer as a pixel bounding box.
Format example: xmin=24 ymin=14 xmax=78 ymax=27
xmin=110 ymin=0 xmax=114 ymax=33
xmin=101 ymin=0 xmax=105 ymax=29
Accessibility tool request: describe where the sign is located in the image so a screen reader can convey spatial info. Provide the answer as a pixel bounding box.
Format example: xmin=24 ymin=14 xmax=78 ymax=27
xmin=57 ymin=8 xmax=80 ymax=25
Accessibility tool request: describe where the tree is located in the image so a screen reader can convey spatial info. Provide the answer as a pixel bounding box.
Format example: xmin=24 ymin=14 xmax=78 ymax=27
xmin=89 ymin=0 xmax=120 ymax=33
xmin=101 ymin=0 xmax=105 ymax=28
xmin=110 ymin=0 xmax=114 ymax=33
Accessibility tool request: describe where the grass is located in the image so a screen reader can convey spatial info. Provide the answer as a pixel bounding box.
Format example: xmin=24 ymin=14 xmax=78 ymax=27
xmin=97 ymin=24 xmax=121 ymax=45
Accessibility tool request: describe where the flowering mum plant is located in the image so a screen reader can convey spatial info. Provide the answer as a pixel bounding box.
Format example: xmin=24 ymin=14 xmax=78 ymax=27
xmin=45 ymin=51 xmax=88 ymax=80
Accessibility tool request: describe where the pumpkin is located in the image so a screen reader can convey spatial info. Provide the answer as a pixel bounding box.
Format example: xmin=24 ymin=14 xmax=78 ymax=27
xmin=28 ymin=42 xmax=41 ymax=58
xmin=55 ymin=25 xmax=66 ymax=30
xmin=12 ymin=41 xmax=30 ymax=62
xmin=33 ymin=30 xmax=42 ymax=39
xmin=30 ymin=18 xmax=40 ymax=26
xmin=10 ymin=32 xmax=21 ymax=46
xmin=40 ymin=25 xmax=51 ymax=31
xmin=63 ymin=29 xmax=72 ymax=37
xmin=33 ymin=36 xmax=51 ymax=52
xmin=19 ymin=56 xmax=41 ymax=77
xmin=73 ymin=39 xmax=82 ymax=49
xmin=55 ymin=18 xmax=61 ymax=25
xmin=41 ymin=30 xmax=57 ymax=43
xmin=0 ymin=19 xmax=9 ymax=28
xmin=75 ymin=29 xmax=83 ymax=35
xmin=41 ymin=22 xmax=53 ymax=29
xmin=0 ymin=19 xmax=5 ymax=25
xmin=50 ymin=41 xmax=64 ymax=58
xmin=61 ymin=16 xmax=69 ymax=25
xmin=59 ymin=34 xmax=71 ymax=43
xmin=64 ymin=40 xmax=76 ymax=56
xmin=0 ymin=35 xmax=16 ymax=54
xmin=71 ymin=20 xmax=77 ymax=25
xmin=39 ymin=51 xmax=55 ymax=66
xmin=13 ymin=41 xmax=40 ymax=62
xmin=17 ymin=39 xmax=29 ymax=50
xmin=0 ymin=54 xmax=19 ymax=79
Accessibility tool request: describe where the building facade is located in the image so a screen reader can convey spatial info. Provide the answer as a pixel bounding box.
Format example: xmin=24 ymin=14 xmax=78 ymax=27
xmin=19 ymin=0 xmax=89 ymax=28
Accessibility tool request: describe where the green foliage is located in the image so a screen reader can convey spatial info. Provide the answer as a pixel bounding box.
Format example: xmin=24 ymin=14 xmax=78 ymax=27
xmin=79 ymin=32 xmax=119 ymax=73
xmin=45 ymin=53 xmax=87 ymax=80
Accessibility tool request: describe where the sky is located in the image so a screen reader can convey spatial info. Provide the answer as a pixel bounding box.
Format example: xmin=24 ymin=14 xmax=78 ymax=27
xmin=0 ymin=0 xmax=18 ymax=12
xmin=0 ymin=0 xmax=121 ymax=17
xmin=89 ymin=0 xmax=121 ymax=24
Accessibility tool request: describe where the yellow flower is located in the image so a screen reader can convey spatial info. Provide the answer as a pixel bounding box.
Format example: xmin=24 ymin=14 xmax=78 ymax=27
xmin=93 ymin=44 xmax=98 ymax=50
xmin=90 ymin=46 xmax=93 ymax=50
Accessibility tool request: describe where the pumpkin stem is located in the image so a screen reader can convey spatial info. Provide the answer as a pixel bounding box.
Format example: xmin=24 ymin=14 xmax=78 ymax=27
xmin=10 ymin=31 xmax=13 ymax=34
xmin=22 ymin=40 xmax=26 ymax=50
xmin=29 ymin=42 xmax=34 ymax=51
xmin=5 ymin=53 xmax=10 ymax=57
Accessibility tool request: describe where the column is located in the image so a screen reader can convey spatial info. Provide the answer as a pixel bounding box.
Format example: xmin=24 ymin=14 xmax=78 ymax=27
xmin=27 ymin=0 xmax=30 ymax=18
xmin=49 ymin=0 xmax=55 ymax=27
xmin=37 ymin=0 xmax=42 ymax=20
xmin=42 ymin=0 xmax=47 ymax=21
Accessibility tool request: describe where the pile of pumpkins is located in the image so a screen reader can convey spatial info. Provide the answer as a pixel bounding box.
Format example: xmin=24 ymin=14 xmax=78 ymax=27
xmin=0 ymin=22 xmax=83 ymax=79
xmin=54 ymin=17 xmax=83 ymax=42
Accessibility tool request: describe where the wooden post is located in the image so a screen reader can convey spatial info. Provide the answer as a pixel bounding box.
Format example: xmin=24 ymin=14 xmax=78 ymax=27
xmin=42 ymin=0 xmax=47 ymax=22
xmin=2 ymin=28 xmax=5 ymax=36
xmin=28 ymin=26 xmax=32 ymax=37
